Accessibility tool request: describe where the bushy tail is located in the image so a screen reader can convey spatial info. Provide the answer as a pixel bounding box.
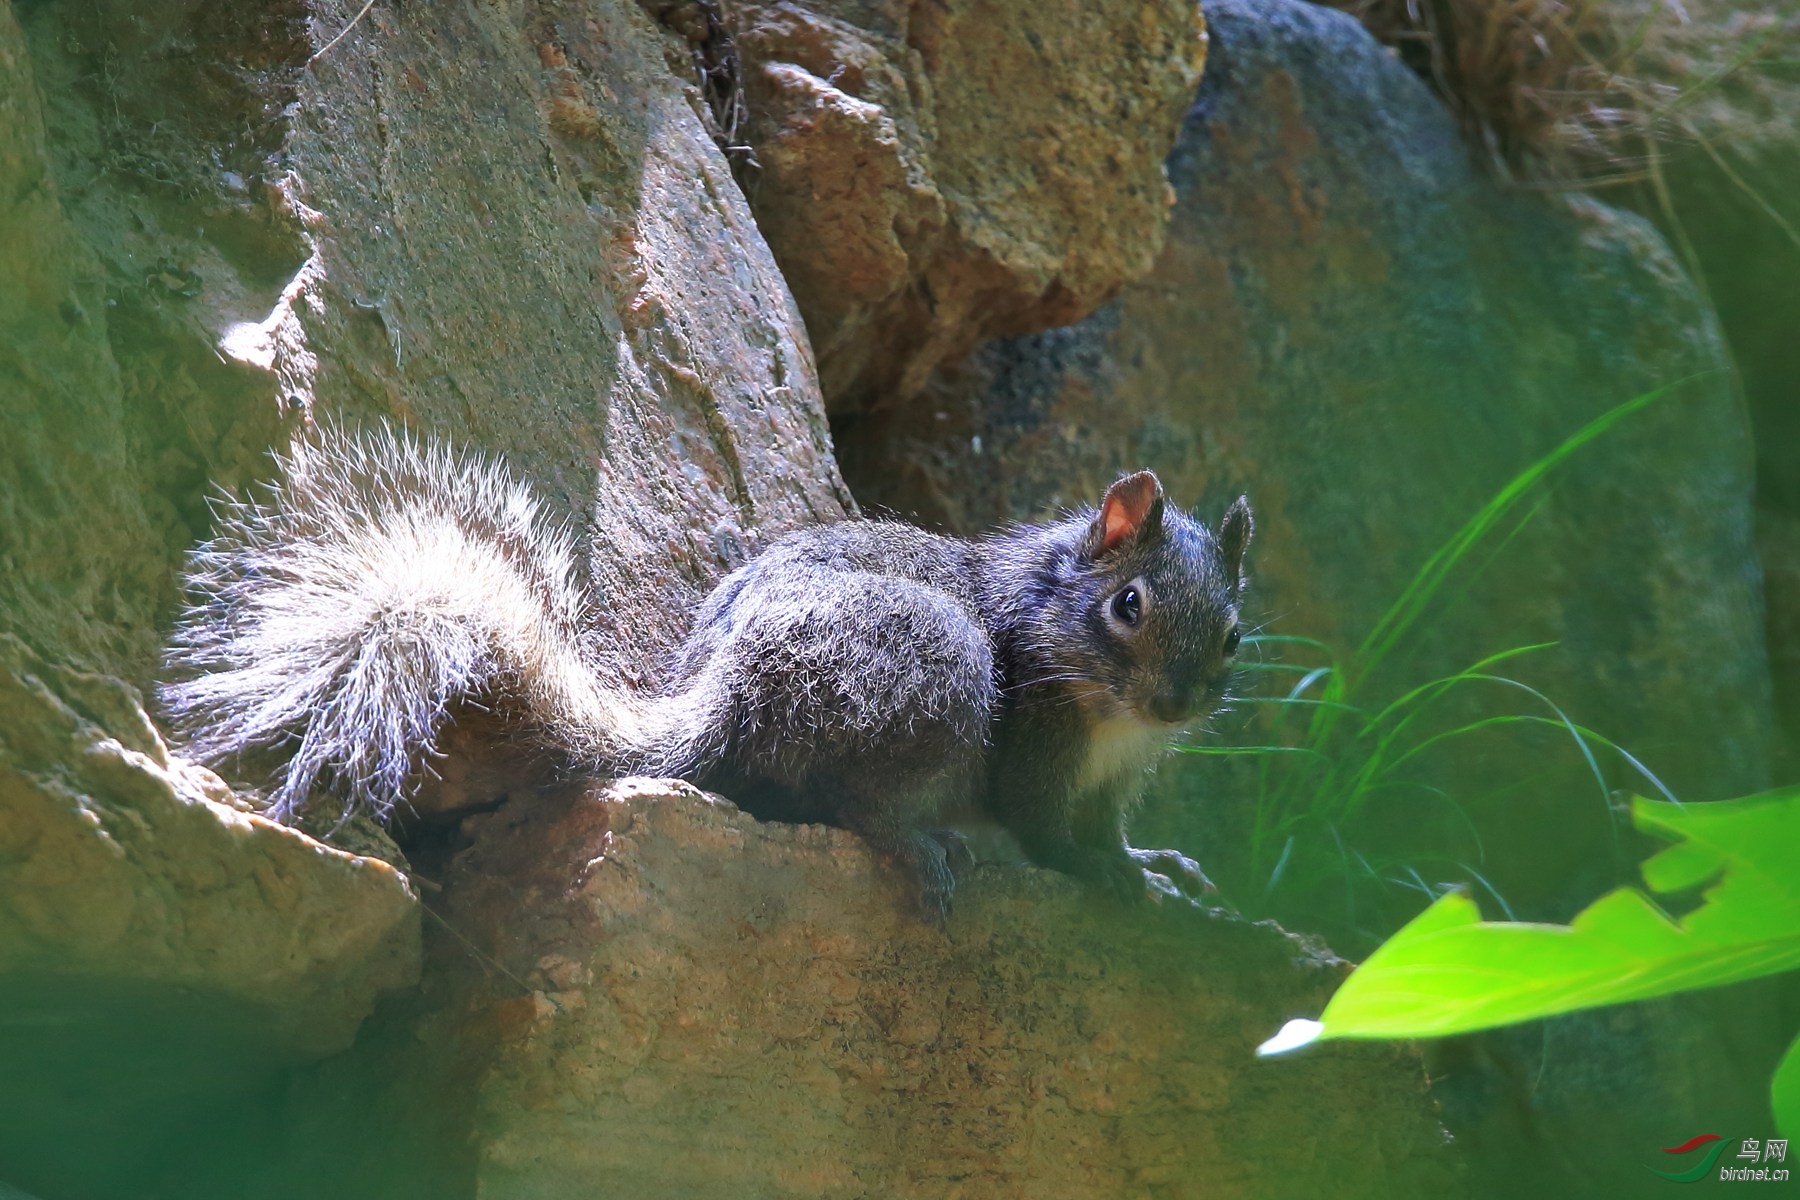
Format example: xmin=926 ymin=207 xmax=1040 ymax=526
xmin=160 ymin=425 xmax=646 ymax=821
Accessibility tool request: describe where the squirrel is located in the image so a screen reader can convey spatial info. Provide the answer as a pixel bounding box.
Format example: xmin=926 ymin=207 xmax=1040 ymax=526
xmin=160 ymin=425 xmax=1252 ymax=920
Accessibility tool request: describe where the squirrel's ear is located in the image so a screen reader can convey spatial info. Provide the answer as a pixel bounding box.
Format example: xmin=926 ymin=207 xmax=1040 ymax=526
xmin=1086 ymin=471 xmax=1164 ymax=558
xmin=1219 ymin=495 xmax=1253 ymax=585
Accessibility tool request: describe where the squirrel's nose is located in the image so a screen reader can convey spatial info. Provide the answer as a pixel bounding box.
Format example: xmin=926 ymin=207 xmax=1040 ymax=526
xmin=1148 ymin=688 xmax=1189 ymax=724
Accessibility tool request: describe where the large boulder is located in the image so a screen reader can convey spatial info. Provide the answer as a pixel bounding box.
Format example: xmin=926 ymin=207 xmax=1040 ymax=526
xmin=3 ymin=10 xmax=425 ymax=1193
xmin=0 ymin=633 xmax=420 ymax=1196
xmin=734 ymin=0 xmax=1207 ymax=409
xmin=269 ymin=0 xmax=853 ymax=661
xmin=0 ymin=633 xmax=418 ymax=1050
xmin=832 ymin=0 xmax=1780 ymax=1188
xmin=10 ymin=0 xmax=851 ymax=683
xmin=840 ymin=0 xmax=1772 ymax=919
xmin=0 ymin=0 xmax=843 ymax=1192
xmin=1618 ymin=0 xmax=1800 ymax=772
xmin=0 ymin=0 xmax=220 ymax=678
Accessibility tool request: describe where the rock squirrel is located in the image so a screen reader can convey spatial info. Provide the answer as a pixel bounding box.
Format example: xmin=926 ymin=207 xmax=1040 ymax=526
xmin=161 ymin=426 xmax=1252 ymax=919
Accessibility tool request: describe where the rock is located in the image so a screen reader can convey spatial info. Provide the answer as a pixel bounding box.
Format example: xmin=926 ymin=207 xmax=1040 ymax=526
xmin=7 ymin=0 xmax=855 ymax=1064
xmin=839 ymin=0 xmax=1771 ymax=917
xmin=0 ymin=632 xmax=420 ymax=1055
xmin=268 ymin=0 xmax=852 ymax=665
xmin=735 ymin=0 xmax=1207 ymax=408
xmin=0 ymin=0 xmax=211 ymax=677
xmin=833 ymin=0 xmax=1778 ymax=1185
xmin=13 ymin=0 xmax=851 ymax=688
xmin=1616 ymin=0 xmax=1800 ymax=768
xmin=3 ymin=1 xmax=855 ymax=1193
xmin=0 ymin=629 xmax=420 ymax=1195
xmin=437 ymin=778 xmax=1460 ymax=1199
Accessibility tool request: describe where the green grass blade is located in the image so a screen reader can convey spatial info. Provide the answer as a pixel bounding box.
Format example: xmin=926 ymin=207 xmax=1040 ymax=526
xmin=1382 ymin=713 xmax=1676 ymax=805
xmin=1263 ymin=836 xmax=1296 ymax=898
xmin=1351 ymin=385 xmax=1684 ymax=686
xmin=1243 ymin=634 xmax=1337 ymax=652
xmin=1286 ymin=667 xmax=1337 ymax=701
xmin=1234 ymin=662 xmax=1329 ymax=675
xmin=1378 ymin=714 xmax=1547 ymax=776
xmin=1173 ymin=744 xmax=1330 ymax=758
xmin=1360 ymin=644 xmax=1558 ymax=735
xmin=1351 ymin=672 xmax=1610 ymax=822
xmin=1458 ymin=864 xmax=1517 ymax=921
xmin=1233 ymin=696 xmax=1365 ymax=715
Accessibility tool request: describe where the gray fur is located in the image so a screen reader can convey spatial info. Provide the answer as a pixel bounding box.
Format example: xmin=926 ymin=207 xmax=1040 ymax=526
xmin=162 ymin=429 xmax=1251 ymax=916
xmin=162 ymin=427 xmax=613 ymax=821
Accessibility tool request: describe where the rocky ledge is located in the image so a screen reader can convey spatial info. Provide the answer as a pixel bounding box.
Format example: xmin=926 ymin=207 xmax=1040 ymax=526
xmin=440 ymin=778 xmax=1460 ymax=1199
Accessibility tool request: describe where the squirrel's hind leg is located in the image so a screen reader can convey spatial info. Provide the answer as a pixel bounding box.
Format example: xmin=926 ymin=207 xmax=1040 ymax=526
xmin=700 ymin=573 xmax=995 ymax=918
xmin=835 ymin=791 xmax=968 ymax=922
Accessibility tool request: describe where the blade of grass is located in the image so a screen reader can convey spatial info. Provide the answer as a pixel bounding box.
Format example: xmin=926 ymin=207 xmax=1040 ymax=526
xmin=1233 ymin=696 xmax=1365 ymax=714
xmin=1347 ymin=672 xmax=1612 ymax=830
xmin=1174 ymin=744 xmax=1331 ymax=757
xmin=1360 ymin=644 xmax=1559 ymax=735
xmin=1351 ymin=384 xmax=1687 ymax=688
xmin=1384 ymin=712 xmax=1677 ymax=803
xmin=1245 ymin=633 xmax=1337 ymax=649
xmin=1287 ymin=667 xmax=1338 ymax=701
xmin=1263 ymin=835 xmax=1296 ymax=898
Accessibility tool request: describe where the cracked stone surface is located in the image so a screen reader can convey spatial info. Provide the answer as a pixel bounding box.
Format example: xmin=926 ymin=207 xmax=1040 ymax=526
xmin=439 ymin=779 xmax=1461 ymax=1199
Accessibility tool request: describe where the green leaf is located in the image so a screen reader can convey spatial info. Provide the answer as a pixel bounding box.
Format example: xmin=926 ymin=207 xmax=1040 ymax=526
xmin=1283 ymin=788 xmax=1800 ymax=1042
xmin=1774 ymin=1031 xmax=1800 ymax=1140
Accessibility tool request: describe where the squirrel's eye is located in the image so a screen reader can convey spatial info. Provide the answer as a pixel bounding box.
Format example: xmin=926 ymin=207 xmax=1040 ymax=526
xmin=1111 ymin=586 xmax=1142 ymax=627
xmin=1223 ymin=624 xmax=1242 ymax=655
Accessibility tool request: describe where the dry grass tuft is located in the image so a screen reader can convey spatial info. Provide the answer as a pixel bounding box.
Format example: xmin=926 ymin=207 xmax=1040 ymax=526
xmin=639 ymin=0 xmax=755 ymax=177
xmin=1331 ymin=0 xmax=1672 ymax=184
xmin=1326 ymin=0 xmax=1800 ymax=190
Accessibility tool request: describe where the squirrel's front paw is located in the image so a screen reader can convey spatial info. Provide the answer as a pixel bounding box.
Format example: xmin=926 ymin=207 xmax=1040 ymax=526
xmin=916 ymin=881 xmax=954 ymax=926
xmin=1065 ymin=846 xmax=1205 ymax=907
xmin=1080 ymin=850 xmax=1158 ymax=906
xmin=930 ymin=829 xmax=976 ymax=877
xmin=905 ymin=831 xmax=959 ymax=925
xmin=1127 ymin=846 xmax=1216 ymax=900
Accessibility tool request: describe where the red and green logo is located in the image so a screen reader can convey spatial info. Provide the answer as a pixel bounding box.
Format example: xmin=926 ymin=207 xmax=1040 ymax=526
xmin=1648 ymin=1135 xmax=1732 ymax=1183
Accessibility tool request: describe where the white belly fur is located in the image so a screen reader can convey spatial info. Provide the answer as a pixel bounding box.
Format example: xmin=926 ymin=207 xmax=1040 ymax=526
xmin=1077 ymin=714 xmax=1172 ymax=793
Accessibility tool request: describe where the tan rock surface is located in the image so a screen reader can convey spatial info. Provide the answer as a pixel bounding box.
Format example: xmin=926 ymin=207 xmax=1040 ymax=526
xmin=274 ymin=0 xmax=852 ymax=663
xmin=0 ymin=632 xmax=419 ymax=1057
xmin=0 ymin=0 xmax=211 ymax=676
xmin=0 ymin=0 xmax=853 ymax=1192
xmin=736 ymin=0 xmax=1207 ymax=408
xmin=442 ymin=779 xmax=1460 ymax=1199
